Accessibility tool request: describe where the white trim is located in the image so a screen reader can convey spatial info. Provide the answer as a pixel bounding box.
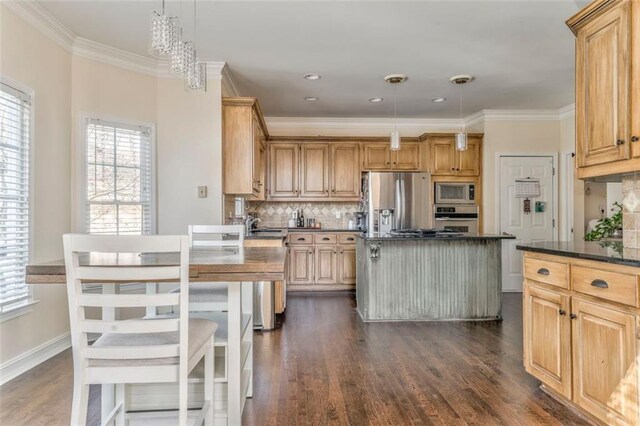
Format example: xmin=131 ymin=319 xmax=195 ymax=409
xmin=73 ymin=38 xmax=160 ymax=77
xmin=559 ymin=103 xmax=576 ymax=120
xmin=221 ymin=65 xmax=241 ymax=97
xmin=483 ymin=110 xmax=561 ymax=121
xmin=495 ymin=152 xmax=560 ymax=242
xmin=0 ymin=332 xmax=71 ymax=386
xmin=0 ymin=300 xmax=39 ymax=324
xmin=1 ymin=0 xmax=74 ymax=52
xmin=266 ymin=116 xmax=464 ymax=133
xmin=562 ymin=152 xmax=576 ymax=241
xmin=76 ymin=112 xmax=157 ymax=234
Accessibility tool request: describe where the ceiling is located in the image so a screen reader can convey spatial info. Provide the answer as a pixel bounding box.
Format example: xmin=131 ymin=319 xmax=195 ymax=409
xmin=37 ymin=1 xmax=588 ymax=118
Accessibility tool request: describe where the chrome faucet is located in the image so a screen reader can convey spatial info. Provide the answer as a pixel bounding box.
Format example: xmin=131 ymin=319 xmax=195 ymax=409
xmin=245 ymin=217 xmax=261 ymax=235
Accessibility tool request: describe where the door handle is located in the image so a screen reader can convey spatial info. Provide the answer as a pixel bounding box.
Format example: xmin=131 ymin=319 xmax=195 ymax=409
xmin=590 ymin=279 xmax=609 ymax=289
xmin=322 ymin=237 xmax=330 ymax=241
xmin=347 ymin=237 xmax=354 ymax=241
xmin=616 ymin=139 xmax=625 ymax=145
xmin=297 ymin=238 xmax=306 ymax=241
xmin=632 ymin=136 xmax=639 ymax=142
xmin=570 ymin=313 xmax=577 ymax=320
xmin=559 ymin=309 xmax=566 ymax=316
xmin=537 ymin=268 xmax=550 ymax=276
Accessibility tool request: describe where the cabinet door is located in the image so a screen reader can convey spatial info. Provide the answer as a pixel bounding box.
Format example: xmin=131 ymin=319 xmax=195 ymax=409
xmin=300 ymin=144 xmax=330 ymax=198
xmin=315 ymin=246 xmax=337 ymax=284
xmin=331 ymin=143 xmax=360 ymax=198
xmin=576 ymin=2 xmax=631 ymax=167
xmin=268 ymin=143 xmax=299 ymax=199
xmin=289 ymin=246 xmax=314 ymax=285
xmin=392 ymin=142 xmax=421 ymax=170
xmin=363 ymin=143 xmax=391 ymax=170
xmin=338 ymin=247 xmax=357 ymax=285
xmin=431 ymin=138 xmax=456 ymax=175
xmin=523 ymin=283 xmax=572 ymax=399
xmin=457 ymin=137 xmax=481 ymax=176
xmin=572 ymin=298 xmax=637 ymax=425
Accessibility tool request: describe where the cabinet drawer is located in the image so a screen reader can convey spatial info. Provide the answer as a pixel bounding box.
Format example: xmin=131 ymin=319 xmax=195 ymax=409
xmin=572 ymin=266 xmax=638 ymax=307
xmin=314 ymin=234 xmax=337 ymax=245
xmin=289 ymin=233 xmax=313 ymax=245
xmin=524 ymin=257 xmax=569 ymax=289
xmin=338 ymin=234 xmax=358 ymax=245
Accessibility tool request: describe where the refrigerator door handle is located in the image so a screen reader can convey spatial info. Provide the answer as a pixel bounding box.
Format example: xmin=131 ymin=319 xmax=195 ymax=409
xmin=400 ymin=176 xmax=406 ymax=230
xmin=395 ymin=175 xmax=402 ymax=230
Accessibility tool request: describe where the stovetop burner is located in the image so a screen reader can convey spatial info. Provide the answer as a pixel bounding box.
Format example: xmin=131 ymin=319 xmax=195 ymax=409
xmin=388 ymin=228 xmax=463 ymax=237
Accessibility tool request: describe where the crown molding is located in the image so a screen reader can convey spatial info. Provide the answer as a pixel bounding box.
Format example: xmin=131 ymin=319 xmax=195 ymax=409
xmin=2 ymin=0 xmax=74 ymax=52
xmin=73 ymin=37 xmax=160 ymax=77
xmin=266 ymin=117 xmax=464 ymax=134
xmin=221 ymin=65 xmax=241 ymax=96
xmin=481 ymin=109 xmax=562 ymax=121
xmin=558 ymin=103 xmax=576 ymax=119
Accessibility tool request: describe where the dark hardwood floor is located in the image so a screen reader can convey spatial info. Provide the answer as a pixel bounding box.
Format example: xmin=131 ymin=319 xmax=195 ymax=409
xmin=0 ymin=292 xmax=587 ymax=425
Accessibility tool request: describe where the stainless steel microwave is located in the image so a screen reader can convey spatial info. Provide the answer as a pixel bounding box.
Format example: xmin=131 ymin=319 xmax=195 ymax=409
xmin=434 ymin=182 xmax=475 ymax=204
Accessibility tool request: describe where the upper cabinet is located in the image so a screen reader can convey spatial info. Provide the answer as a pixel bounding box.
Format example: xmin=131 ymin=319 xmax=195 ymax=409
xmin=268 ymin=143 xmax=299 ymax=199
xmin=422 ymin=134 xmax=482 ymax=176
xmin=567 ymin=0 xmax=640 ymax=178
xmin=331 ymin=143 xmax=360 ymax=198
xmin=300 ymin=144 xmax=330 ymax=198
xmin=362 ymin=142 xmax=421 ymax=171
xmin=222 ymin=97 xmax=269 ymax=199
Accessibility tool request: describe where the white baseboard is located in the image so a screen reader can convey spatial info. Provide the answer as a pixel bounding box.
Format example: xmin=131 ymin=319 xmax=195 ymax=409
xmin=0 ymin=332 xmax=71 ymax=386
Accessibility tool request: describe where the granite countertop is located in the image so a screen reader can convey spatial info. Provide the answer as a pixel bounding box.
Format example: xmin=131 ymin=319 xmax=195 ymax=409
xmin=358 ymin=234 xmax=516 ymax=241
xmin=245 ymin=228 xmax=361 ymax=240
xmin=516 ymin=241 xmax=640 ymax=267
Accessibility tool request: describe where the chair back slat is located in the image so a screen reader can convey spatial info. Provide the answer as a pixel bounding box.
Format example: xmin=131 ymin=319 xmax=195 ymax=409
xmin=75 ymin=266 xmax=180 ymax=281
xmin=188 ymin=225 xmax=244 ymax=248
xmin=81 ymin=318 xmax=180 ymax=334
xmin=63 ymin=234 xmax=190 ymax=366
xmin=84 ymin=345 xmax=180 ymax=360
xmin=78 ymin=293 xmax=180 ymax=308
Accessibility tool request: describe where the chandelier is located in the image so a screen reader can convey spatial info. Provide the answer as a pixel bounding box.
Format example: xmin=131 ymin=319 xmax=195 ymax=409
xmin=149 ymin=0 xmax=206 ymax=91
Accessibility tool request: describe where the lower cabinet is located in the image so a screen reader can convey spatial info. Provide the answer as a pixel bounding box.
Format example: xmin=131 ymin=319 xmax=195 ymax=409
xmin=522 ymin=252 xmax=639 ymax=426
xmin=572 ymin=298 xmax=638 ymax=425
xmin=288 ymin=233 xmax=357 ymax=289
xmin=524 ymin=282 xmax=572 ymax=399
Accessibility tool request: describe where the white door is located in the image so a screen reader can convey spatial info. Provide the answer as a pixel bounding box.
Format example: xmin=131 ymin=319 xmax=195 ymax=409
xmin=499 ymin=156 xmax=556 ymax=291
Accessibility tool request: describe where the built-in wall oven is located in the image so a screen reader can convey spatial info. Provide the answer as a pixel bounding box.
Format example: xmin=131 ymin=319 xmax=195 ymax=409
xmin=434 ymin=182 xmax=475 ymax=204
xmin=434 ymin=204 xmax=479 ymax=235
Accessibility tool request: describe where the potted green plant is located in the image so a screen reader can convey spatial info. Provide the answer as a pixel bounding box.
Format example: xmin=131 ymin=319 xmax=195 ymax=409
xmin=584 ymin=202 xmax=623 ymax=241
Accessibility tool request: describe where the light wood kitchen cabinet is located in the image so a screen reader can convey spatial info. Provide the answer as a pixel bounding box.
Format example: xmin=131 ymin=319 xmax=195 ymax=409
xmin=338 ymin=246 xmax=357 ymax=285
xmin=268 ymin=143 xmax=298 ymax=199
xmin=300 ymin=144 xmax=330 ymax=198
xmin=524 ymin=282 xmax=572 ymax=400
xmin=315 ymin=246 xmax=338 ymax=284
xmin=567 ymin=0 xmax=640 ymax=178
xmin=222 ymin=97 xmax=269 ymax=198
xmin=331 ymin=143 xmax=360 ymax=198
xmin=289 ymin=246 xmax=314 ymax=285
xmin=362 ymin=142 xmax=421 ymax=171
xmin=521 ymin=251 xmax=640 ymax=425
xmin=572 ymin=298 xmax=637 ymax=425
xmin=424 ymin=134 xmax=481 ymax=176
xmin=362 ymin=143 xmax=391 ymax=170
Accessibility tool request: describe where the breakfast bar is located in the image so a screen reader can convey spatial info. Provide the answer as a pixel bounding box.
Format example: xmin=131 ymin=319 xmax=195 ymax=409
xmin=25 ymin=247 xmax=287 ymax=426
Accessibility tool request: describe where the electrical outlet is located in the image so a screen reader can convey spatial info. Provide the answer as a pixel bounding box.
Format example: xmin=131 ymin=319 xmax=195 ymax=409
xmin=335 ymin=211 xmax=341 ymax=219
xmin=198 ymin=186 xmax=208 ymax=198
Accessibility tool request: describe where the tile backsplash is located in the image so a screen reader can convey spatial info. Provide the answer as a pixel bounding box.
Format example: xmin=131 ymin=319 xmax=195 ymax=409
xmin=622 ymin=175 xmax=640 ymax=248
xmin=246 ymin=201 xmax=361 ymax=229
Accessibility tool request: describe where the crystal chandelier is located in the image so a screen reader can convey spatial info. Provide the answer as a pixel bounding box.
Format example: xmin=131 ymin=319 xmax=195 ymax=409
xmin=450 ymin=75 xmax=474 ymax=151
xmin=149 ymin=0 xmax=176 ymax=57
xmin=185 ymin=0 xmax=206 ymax=91
xmin=171 ymin=31 xmax=194 ymax=75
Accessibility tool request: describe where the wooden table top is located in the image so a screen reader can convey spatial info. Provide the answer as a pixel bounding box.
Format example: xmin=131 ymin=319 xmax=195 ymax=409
xmin=26 ymin=247 xmax=287 ymax=284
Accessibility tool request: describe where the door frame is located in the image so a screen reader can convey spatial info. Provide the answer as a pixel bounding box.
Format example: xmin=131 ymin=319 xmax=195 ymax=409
xmin=495 ymin=152 xmax=560 ymax=242
xmin=561 ymin=152 xmax=575 ymax=242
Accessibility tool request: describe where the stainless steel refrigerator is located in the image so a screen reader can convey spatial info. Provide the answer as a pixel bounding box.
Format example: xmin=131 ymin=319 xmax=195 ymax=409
xmin=362 ymin=172 xmax=432 ymax=234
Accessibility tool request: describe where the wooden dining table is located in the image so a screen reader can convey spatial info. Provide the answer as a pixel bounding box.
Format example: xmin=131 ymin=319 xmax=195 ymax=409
xmin=26 ymin=246 xmax=287 ymax=426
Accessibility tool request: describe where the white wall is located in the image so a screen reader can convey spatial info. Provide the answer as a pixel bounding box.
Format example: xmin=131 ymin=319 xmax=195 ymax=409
xmin=0 ymin=5 xmax=72 ymax=365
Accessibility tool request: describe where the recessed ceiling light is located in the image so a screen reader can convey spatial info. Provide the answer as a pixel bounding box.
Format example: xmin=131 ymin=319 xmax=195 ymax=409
xmin=449 ymin=74 xmax=475 ymax=85
xmin=431 ymin=97 xmax=447 ymax=103
xmin=304 ymin=74 xmax=321 ymax=81
xmin=369 ymin=97 xmax=384 ymax=103
xmin=304 ymin=96 xmax=319 ymax=101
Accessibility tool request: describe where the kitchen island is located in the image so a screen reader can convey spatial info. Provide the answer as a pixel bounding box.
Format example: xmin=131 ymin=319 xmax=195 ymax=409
xmin=356 ymin=234 xmax=515 ymax=322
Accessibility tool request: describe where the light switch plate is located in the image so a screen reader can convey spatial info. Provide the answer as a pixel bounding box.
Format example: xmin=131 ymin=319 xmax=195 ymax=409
xmin=198 ymin=186 xmax=208 ymax=198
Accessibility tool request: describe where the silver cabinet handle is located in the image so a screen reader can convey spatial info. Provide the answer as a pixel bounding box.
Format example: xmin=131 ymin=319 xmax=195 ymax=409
xmin=591 ymin=279 xmax=609 ymax=289
xmin=537 ymin=268 xmax=550 ymax=276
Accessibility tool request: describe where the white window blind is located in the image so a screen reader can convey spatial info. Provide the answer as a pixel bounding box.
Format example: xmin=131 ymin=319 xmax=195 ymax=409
xmin=0 ymin=83 xmax=31 ymax=313
xmin=84 ymin=119 xmax=154 ymax=235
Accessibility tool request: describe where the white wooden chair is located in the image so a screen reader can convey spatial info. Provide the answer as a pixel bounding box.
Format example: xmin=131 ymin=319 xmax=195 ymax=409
xmin=174 ymin=225 xmax=245 ymax=312
xmin=63 ymin=234 xmax=216 ymax=426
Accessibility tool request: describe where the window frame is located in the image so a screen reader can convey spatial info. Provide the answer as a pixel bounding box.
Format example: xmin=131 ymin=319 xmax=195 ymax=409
xmin=0 ymin=76 xmax=36 ymax=321
xmin=76 ymin=113 xmax=157 ymax=235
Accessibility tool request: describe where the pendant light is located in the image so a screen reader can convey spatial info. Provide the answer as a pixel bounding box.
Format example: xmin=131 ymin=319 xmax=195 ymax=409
xmin=385 ymin=74 xmax=407 ymax=151
xmin=186 ymin=0 xmax=206 ymax=91
xmin=450 ymin=75 xmax=474 ymax=151
xmin=149 ymin=0 xmax=177 ymax=57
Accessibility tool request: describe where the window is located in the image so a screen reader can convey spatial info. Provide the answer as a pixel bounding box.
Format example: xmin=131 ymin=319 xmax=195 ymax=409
xmin=82 ymin=118 xmax=155 ymax=235
xmin=0 ymin=82 xmax=32 ymax=313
